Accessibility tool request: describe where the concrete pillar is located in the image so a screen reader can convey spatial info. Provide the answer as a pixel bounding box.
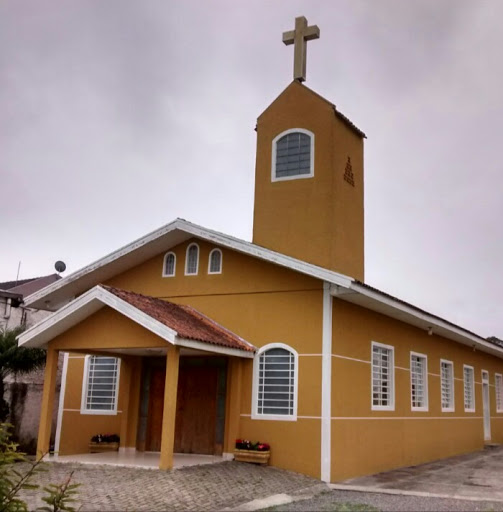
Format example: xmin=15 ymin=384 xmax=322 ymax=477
xmin=159 ymin=345 xmax=180 ymax=470
xmin=36 ymin=346 xmax=59 ymax=460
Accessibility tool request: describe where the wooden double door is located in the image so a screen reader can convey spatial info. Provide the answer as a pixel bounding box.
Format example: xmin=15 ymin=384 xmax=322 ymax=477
xmin=142 ymin=356 xmax=227 ymax=455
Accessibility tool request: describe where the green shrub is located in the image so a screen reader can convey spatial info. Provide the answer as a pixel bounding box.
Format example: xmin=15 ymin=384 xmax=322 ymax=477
xmin=0 ymin=423 xmax=80 ymax=512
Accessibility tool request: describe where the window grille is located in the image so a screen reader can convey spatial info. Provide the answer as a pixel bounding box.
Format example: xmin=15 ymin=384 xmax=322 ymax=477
xmin=186 ymin=244 xmax=199 ymax=275
xmin=209 ymin=249 xmax=222 ymax=274
xmin=275 ymin=132 xmax=312 ymax=179
xmin=372 ymin=344 xmax=394 ymax=409
xmin=164 ymin=252 xmax=176 ymax=276
xmin=83 ymin=356 xmax=119 ymax=412
xmin=257 ymin=347 xmax=295 ymax=416
xmin=496 ymin=374 xmax=503 ymax=412
xmin=464 ymin=366 xmax=475 ymax=411
xmin=411 ymin=354 xmax=427 ymax=409
xmin=441 ymin=360 xmax=454 ymax=411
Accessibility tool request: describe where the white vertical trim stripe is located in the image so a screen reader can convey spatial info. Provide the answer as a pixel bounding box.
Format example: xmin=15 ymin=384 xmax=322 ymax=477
xmin=321 ymin=282 xmax=332 ymax=483
xmin=54 ymin=352 xmax=69 ymax=456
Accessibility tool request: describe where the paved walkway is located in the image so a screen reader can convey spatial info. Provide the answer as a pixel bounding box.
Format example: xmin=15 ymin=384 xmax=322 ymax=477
xmin=338 ymin=446 xmax=503 ymax=501
xmin=18 ymin=460 xmax=320 ymax=511
xmin=17 ymin=447 xmax=503 ymax=510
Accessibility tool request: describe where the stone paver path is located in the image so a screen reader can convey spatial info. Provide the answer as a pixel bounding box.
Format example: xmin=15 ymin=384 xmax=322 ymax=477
xmin=340 ymin=446 xmax=503 ymax=501
xmin=18 ymin=460 xmax=320 ymax=511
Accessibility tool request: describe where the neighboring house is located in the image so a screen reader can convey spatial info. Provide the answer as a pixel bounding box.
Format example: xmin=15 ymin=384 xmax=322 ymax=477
xmin=17 ymin=64 xmax=503 ymax=483
xmin=0 ymin=274 xmax=61 ymax=453
xmin=0 ymin=275 xmax=60 ymax=331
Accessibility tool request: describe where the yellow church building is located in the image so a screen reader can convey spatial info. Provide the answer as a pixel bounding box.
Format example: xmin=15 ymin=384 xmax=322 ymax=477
xmin=19 ymin=17 xmax=503 ymax=483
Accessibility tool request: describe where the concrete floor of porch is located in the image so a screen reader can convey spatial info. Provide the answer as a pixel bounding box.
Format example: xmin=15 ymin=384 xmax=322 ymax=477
xmin=50 ymin=451 xmax=227 ymax=470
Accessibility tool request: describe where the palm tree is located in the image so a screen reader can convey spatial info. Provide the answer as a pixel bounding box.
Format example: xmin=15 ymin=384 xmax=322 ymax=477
xmin=0 ymin=327 xmax=46 ymax=421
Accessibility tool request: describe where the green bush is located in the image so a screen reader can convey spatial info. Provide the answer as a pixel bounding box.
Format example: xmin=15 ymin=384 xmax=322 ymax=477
xmin=0 ymin=423 xmax=80 ymax=512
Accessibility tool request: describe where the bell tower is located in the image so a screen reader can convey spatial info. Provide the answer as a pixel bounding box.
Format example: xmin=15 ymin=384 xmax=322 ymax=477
xmin=252 ymin=17 xmax=366 ymax=280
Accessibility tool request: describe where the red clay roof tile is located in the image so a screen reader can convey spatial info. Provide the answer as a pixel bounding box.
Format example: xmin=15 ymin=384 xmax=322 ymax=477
xmin=102 ymin=285 xmax=255 ymax=353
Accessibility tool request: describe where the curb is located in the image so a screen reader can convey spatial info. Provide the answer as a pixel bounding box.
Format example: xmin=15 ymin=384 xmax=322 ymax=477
xmin=329 ymin=483 xmax=503 ymax=504
xmin=225 ymin=482 xmax=330 ymax=511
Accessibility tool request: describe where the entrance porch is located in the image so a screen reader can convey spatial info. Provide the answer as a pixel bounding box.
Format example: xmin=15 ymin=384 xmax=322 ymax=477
xmin=17 ymin=285 xmax=256 ymax=471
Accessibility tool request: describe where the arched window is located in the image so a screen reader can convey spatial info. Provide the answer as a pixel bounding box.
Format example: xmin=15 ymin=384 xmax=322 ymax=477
xmin=185 ymin=243 xmax=199 ymax=275
xmin=252 ymin=343 xmax=298 ymax=420
xmin=272 ymin=128 xmax=314 ymax=182
xmin=208 ymin=248 xmax=222 ymax=274
xmin=162 ymin=252 xmax=176 ymax=277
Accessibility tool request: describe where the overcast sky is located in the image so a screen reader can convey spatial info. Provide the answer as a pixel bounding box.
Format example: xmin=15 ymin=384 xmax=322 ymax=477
xmin=1 ymin=1 xmax=502 ymax=337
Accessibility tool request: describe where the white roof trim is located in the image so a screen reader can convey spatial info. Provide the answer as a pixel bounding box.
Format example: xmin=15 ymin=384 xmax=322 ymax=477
xmin=175 ymin=337 xmax=254 ymax=359
xmin=18 ymin=286 xmax=254 ymax=357
xmin=18 ymin=286 xmax=177 ymax=349
xmin=20 ymin=217 xmax=501 ymax=361
xmin=331 ymin=282 xmax=503 ymax=360
xmin=24 ymin=219 xmax=353 ymax=309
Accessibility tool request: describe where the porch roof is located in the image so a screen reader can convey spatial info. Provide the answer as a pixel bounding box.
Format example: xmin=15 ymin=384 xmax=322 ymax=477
xmin=17 ymin=285 xmax=255 ymax=358
xmin=102 ymin=285 xmax=255 ymax=353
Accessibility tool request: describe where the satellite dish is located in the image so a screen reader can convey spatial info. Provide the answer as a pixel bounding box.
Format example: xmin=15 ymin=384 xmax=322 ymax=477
xmin=54 ymin=261 xmax=66 ymax=273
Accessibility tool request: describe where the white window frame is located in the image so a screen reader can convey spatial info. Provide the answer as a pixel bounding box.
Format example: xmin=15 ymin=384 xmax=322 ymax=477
xmin=271 ymin=128 xmax=315 ymax=182
xmin=371 ymin=341 xmax=395 ymax=411
xmin=80 ymin=355 xmax=121 ymax=415
xmin=208 ymin=248 xmax=223 ymax=275
xmin=410 ymin=351 xmax=428 ymax=412
xmin=251 ymin=342 xmax=298 ymax=421
xmin=463 ymin=364 xmax=475 ymax=413
xmin=184 ymin=243 xmax=199 ymax=276
xmin=162 ymin=251 xmax=176 ymax=277
xmin=440 ymin=359 xmax=455 ymax=412
xmin=495 ymin=373 xmax=503 ymax=413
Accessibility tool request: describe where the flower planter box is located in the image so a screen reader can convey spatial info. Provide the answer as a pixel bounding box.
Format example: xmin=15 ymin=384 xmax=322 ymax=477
xmin=89 ymin=442 xmax=120 ymax=453
xmin=233 ymin=449 xmax=270 ymax=465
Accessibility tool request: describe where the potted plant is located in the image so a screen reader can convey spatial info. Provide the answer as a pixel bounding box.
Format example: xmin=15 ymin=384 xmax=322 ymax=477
xmin=234 ymin=439 xmax=270 ymax=465
xmin=89 ymin=433 xmax=120 ymax=453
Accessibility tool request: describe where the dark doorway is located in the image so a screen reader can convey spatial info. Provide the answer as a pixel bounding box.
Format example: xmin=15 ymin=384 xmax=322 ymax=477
xmin=138 ymin=356 xmax=227 ymax=455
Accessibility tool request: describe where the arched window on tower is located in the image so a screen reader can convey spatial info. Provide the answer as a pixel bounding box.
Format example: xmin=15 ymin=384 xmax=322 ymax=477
xmin=208 ymin=248 xmax=222 ymax=274
xmin=272 ymin=128 xmax=314 ymax=182
xmin=185 ymin=243 xmax=199 ymax=275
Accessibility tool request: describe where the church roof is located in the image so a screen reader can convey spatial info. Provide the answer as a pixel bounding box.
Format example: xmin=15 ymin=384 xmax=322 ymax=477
xmin=102 ymin=285 xmax=254 ymax=353
xmin=20 ymin=218 xmax=503 ymax=360
xmin=18 ymin=284 xmax=255 ymax=357
xmin=23 ymin=218 xmax=352 ymax=311
xmin=258 ymin=81 xmax=366 ymax=139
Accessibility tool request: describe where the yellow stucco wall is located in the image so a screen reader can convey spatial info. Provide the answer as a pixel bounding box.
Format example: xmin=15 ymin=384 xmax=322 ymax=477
xmin=238 ymin=354 xmax=322 ymax=478
xmin=108 ymin=239 xmax=325 ymax=478
xmin=52 ymin=238 xmax=503 ymax=480
xmin=55 ymin=240 xmax=325 ymax=478
xmin=331 ymin=299 xmax=503 ymax=481
xmin=53 ymin=309 xmax=171 ymax=455
xmin=59 ymin=355 xmax=123 ymax=455
xmin=252 ymin=81 xmax=365 ymax=280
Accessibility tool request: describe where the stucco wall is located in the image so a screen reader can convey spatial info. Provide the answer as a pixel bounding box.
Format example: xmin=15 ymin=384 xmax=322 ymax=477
xmin=55 ymin=240 xmax=325 ymax=479
xmin=52 ymin=239 xmax=503 ymax=481
xmin=252 ymin=81 xmax=365 ymax=281
xmin=331 ymin=298 xmax=503 ymax=481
